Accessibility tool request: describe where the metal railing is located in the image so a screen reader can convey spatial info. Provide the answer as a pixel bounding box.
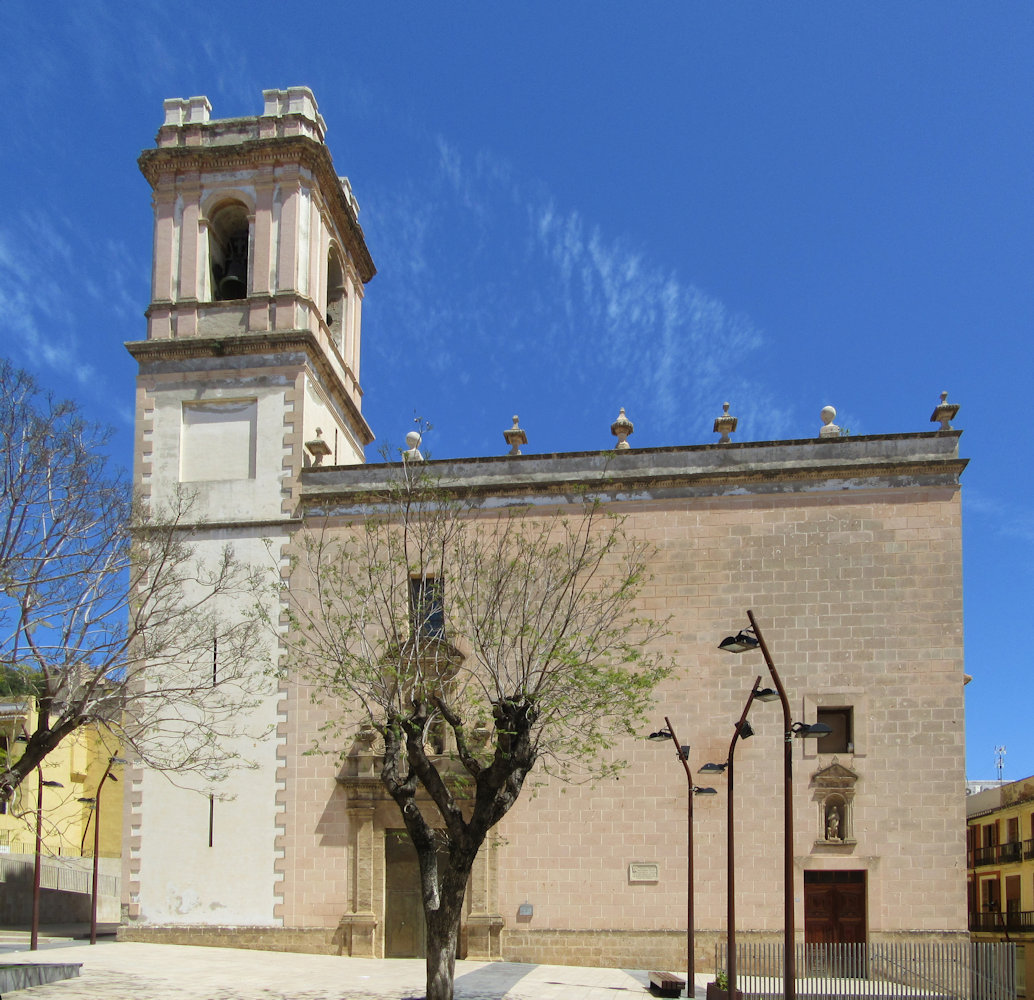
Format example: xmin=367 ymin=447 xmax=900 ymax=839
xmin=999 ymin=842 xmax=1024 ymax=864
xmin=970 ymin=910 xmax=1034 ymax=933
xmin=0 ymin=855 xmax=118 ymax=898
xmin=970 ymin=841 xmax=1033 ymax=868
xmin=715 ymin=941 xmax=1016 ymax=1000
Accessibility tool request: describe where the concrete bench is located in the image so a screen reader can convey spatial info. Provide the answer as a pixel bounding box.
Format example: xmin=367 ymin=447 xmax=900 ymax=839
xmin=649 ymin=970 xmax=686 ymax=997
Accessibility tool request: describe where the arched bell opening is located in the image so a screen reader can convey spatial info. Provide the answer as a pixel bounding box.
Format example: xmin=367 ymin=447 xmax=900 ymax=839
xmin=326 ymin=247 xmax=347 ymax=353
xmin=209 ymin=201 xmax=251 ymax=301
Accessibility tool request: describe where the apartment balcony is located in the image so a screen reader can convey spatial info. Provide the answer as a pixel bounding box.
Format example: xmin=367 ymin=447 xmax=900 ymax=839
xmin=970 ymin=839 xmax=1034 ymax=867
xmin=970 ymin=909 xmax=1034 ymax=933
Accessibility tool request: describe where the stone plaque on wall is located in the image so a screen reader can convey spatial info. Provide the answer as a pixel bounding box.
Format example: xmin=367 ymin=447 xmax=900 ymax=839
xmin=628 ymin=862 xmax=659 ymax=883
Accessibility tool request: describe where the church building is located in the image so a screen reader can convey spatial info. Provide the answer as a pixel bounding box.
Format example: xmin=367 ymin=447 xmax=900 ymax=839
xmin=123 ymin=88 xmax=969 ymax=970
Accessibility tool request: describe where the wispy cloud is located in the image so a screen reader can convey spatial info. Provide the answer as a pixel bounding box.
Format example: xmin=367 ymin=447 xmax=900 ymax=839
xmin=0 ymin=210 xmax=144 ymax=415
xmin=964 ymin=489 xmax=1034 ymax=547
xmin=363 ymin=136 xmax=793 ymax=453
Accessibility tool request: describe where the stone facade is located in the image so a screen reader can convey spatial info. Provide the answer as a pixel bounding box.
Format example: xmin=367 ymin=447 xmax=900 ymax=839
xmin=124 ymin=88 xmax=969 ymax=967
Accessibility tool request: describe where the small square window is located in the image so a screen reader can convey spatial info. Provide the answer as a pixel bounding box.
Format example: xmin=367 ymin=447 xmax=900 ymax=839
xmin=816 ymin=707 xmax=853 ymax=754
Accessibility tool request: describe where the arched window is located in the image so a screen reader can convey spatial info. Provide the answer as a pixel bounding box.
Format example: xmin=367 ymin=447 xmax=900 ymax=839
xmin=208 ymin=202 xmax=250 ymax=301
xmin=326 ymin=248 xmax=347 ymax=353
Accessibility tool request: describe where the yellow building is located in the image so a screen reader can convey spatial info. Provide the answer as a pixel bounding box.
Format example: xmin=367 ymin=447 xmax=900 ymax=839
xmin=0 ymin=698 xmax=124 ymax=862
xmin=967 ymin=775 xmax=1034 ymax=996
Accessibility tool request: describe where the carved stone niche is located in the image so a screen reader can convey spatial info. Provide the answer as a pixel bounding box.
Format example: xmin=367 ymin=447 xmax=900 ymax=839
xmin=810 ymin=759 xmax=858 ymax=849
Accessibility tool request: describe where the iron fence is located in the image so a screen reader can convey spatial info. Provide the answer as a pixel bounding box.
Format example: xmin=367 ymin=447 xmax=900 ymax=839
xmin=0 ymin=855 xmax=118 ymax=898
xmin=714 ymin=941 xmax=1016 ymax=1000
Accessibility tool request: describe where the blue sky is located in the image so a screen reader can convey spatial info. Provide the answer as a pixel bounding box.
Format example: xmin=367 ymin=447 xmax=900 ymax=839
xmin=1 ymin=3 xmax=1030 ymax=779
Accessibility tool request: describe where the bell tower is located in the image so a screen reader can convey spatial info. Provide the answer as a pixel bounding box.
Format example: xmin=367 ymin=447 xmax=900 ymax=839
xmin=131 ymin=85 xmax=375 ymax=514
xmin=123 ymin=88 xmax=375 ymax=933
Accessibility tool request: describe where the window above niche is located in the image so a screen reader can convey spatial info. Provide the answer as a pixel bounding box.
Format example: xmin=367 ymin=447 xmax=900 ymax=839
xmin=817 ymin=707 xmax=854 ymax=755
xmin=803 ymin=690 xmax=867 ymax=759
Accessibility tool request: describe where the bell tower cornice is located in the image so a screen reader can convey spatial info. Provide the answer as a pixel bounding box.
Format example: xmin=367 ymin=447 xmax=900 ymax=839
xmin=139 ymin=136 xmax=375 ymax=284
xmin=125 ymin=329 xmax=374 ymax=447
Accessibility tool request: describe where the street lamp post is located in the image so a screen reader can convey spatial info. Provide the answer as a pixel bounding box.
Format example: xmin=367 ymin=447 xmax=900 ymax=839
xmin=649 ymin=718 xmax=718 ymax=998
xmin=698 ymin=676 xmax=763 ymax=1000
xmin=16 ymin=729 xmax=64 ymax=952
xmin=79 ymin=756 xmax=126 ymax=944
xmin=726 ymin=677 xmax=762 ymax=1000
xmin=31 ymin=766 xmax=64 ymax=951
xmin=719 ymin=611 xmax=831 ymax=1000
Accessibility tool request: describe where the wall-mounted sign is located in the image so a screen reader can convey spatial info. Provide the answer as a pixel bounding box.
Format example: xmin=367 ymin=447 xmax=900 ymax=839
xmin=628 ymin=862 xmax=659 ymax=883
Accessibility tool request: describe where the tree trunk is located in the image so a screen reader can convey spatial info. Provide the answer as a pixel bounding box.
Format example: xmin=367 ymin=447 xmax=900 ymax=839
xmin=424 ymin=898 xmax=463 ymax=1000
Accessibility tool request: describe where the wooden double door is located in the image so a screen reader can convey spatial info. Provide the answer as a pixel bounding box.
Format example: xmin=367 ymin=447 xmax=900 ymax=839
xmin=804 ymin=870 xmax=867 ymax=945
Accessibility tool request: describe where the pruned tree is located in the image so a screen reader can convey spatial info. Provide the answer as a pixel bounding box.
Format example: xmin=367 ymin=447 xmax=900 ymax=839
xmin=0 ymin=359 xmax=269 ymax=805
xmin=279 ymin=458 xmax=671 ymax=1000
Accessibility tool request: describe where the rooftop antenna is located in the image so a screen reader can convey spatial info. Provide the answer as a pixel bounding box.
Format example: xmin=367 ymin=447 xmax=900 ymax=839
xmin=995 ymin=745 xmax=1007 ymax=783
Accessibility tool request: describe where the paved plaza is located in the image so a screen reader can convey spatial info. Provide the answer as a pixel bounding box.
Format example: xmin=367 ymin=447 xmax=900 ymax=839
xmin=0 ymin=936 xmax=707 ymax=999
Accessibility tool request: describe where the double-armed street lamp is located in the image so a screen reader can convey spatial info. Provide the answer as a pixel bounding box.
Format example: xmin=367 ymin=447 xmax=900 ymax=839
xmin=78 ymin=755 xmax=127 ymax=944
xmin=648 ymin=717 xmax=718 ymax=997
xmin=696 ymin=676 xmax=767 ymax=1000
xmin=718 ymin=610 xmax=831 ymax=1000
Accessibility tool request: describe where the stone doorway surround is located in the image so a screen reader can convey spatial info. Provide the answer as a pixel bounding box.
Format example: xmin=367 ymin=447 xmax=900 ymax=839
xmin=337 ymin=735 xmax=503 ymax=960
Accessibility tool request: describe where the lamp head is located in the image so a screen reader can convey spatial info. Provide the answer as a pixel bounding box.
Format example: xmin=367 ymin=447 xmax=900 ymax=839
xmin=41 ymin=780 xmax=63 ymax=789
xmin=699 ymin=762 xmax=727 ymax=774
xmin=793 ymin=721 xmax=833 ymax=739
xmin=647 ymin=729 xmax=672 ymax=742
xmin=755 ymin=687 xmax=781 ymax=703
xmin=693 ymin=786 xmax=718 ymax=796
xmin=737 ymin=720 xmax=755 ymax=740
xmin=718 ymin=629 xmax=759 ymax=654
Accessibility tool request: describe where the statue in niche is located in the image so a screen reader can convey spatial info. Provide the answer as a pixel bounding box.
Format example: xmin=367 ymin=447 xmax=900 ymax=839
xmin=825 ymin=804 xmax=841 ymax=841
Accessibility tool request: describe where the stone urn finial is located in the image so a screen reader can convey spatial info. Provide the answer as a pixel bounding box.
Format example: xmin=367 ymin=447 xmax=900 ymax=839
xmin=819 ymin=405 xmax=841 ymax=439
xmin=503 ymin=415 xmax=528 ymax=456
xmin=713 ymin=402 xmax=738 ymax=444
xmin=611 ymin=408 xmax=634 ymax=450
xmin=404 ymin=430 xmax=424 ymax=462
xmin=930 ymin=391 xmax=960 ymax=431
xmin=305 ymin=427 xmax=332 ymax=467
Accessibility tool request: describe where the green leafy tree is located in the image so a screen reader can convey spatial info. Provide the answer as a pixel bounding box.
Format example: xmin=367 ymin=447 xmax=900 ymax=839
xmin=0 ymin=663 xmax=44 ymax=698
xmin=279 ymin=459 xmax=671 ymax=1000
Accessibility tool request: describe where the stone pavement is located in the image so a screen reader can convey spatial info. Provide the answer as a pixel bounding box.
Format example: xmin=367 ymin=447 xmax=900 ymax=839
xmin=0 ymin=939 xmax=711 ymax=999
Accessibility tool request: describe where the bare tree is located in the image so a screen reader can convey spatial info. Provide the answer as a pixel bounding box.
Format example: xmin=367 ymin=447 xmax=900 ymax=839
xmin=280 ymin=458 xmax=671 ymax=1000
xmin=0 ymin=360 xmax=269 ymax=804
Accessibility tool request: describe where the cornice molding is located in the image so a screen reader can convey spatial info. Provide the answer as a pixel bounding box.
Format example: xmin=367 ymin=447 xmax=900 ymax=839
xmin=125 ymin=331 xmax=374 ymax=446
xmin=139 ymin=136 xmax=375 ymax=283
xmin=298 ymin=440 xmax=967 ymax=509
